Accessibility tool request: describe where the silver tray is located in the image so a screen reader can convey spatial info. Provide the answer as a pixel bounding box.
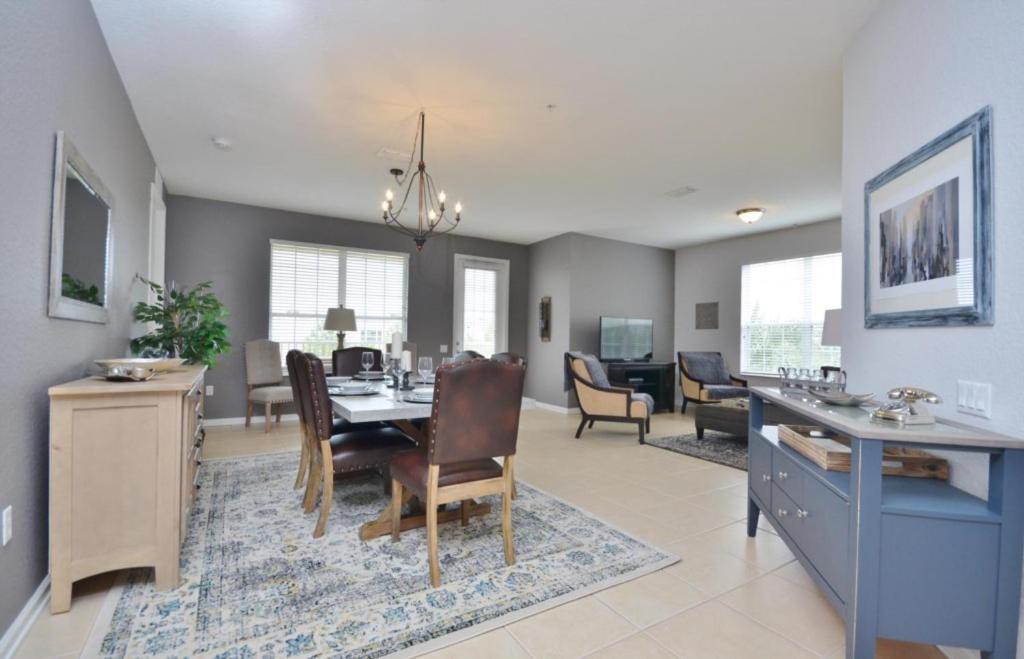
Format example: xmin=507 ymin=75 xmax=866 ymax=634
xmin=809 ymin=390 xmax=876 ymax=406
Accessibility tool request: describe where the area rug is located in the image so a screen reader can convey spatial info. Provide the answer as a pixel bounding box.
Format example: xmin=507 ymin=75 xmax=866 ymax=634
xmin=646 ymin=430 xmax=748 ymax=471
xmin=84 ymin=451 xmax=677 ymax=658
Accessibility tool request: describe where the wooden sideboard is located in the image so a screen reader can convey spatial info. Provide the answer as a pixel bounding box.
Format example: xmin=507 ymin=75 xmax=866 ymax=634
xmin=748 ymin=387 xmax=1024 ymax=658
xmin=48 ymin=365 xmax=206 ymax=613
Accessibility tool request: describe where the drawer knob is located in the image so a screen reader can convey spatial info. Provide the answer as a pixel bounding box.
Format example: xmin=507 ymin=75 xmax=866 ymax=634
xmin=761 ymin=474 xmax=771 ymax=482
xmin=777 ymin=508 xmax=789 ymax=517
xmin=796 ymin=509 xmax=808 ymax=519
xmin=777 ymin=471 xmax=788 ymax=480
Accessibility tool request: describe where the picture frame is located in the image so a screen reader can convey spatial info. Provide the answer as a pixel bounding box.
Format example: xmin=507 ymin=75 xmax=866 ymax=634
xmin=864 ymin=106 xmax=993 ymax=328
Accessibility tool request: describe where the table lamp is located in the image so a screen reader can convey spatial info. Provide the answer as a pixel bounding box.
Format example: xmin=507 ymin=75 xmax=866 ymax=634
xmin=821 ymin=308 xmax=842 ymax=347
xmin=324 ymin=307 xmax=357 ymax=349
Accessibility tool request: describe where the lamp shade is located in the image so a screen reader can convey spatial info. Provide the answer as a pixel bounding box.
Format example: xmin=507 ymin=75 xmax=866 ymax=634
xmin=324 ymin=307 xmax=357 ymax=332
xmin=821 ymin=308 xmax=842 ymax=347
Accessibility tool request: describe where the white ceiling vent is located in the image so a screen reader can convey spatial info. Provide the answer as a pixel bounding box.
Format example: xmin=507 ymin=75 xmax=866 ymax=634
xmin=664 ymin=185 xmax=698 ymax=198
xmin=376 ymin=147 xmax=411 ymax=161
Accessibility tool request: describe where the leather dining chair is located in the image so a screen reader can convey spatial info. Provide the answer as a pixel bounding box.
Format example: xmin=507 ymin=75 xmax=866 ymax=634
xmin=389 ymin=358 xmax=526 ymax=587
xmin=332 ymin=346 xmax=384 ymax=376
xmin=294 ymin=352 xmax=417 ymax=537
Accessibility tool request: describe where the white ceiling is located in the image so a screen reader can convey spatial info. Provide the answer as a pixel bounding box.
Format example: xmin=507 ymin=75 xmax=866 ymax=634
xmin=92 ymin=0 xmax=877 ymax=248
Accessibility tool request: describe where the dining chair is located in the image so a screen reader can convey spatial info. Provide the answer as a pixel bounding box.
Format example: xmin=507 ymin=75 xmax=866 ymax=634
xmin=295 ymin=352 xmax=417 ymax=538
xmin=332 ymin=346 xmax=383 ymax=376
xmin=389 ymin=358 xmax=526 ymax=587
xmin=491 ymin=352 xmax=527 ymax=368
xmin=450 ymin=350 xmax=485 ymax=363
xmin=244 ymin=339 xmax=294 ymax=433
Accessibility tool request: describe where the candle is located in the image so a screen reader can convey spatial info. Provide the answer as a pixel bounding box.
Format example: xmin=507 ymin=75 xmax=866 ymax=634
xmin=391 ymin=332 xmax=403 ymax=359
xmin=401 ymin=350 xmax=412 ymax=373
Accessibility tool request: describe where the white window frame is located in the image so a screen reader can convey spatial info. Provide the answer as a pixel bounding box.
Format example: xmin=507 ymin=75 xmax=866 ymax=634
xmin=268 ymin=239 xmax=409 ymax=369
xmin=739 ymin=251 xmax=842 ymax=377
xmin=453 ymin=254 xmax=510 ymax=356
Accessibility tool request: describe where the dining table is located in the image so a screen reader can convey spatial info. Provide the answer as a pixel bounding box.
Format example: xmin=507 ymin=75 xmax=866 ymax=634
xmin=330 ymin=378 xmax=495 ymax=541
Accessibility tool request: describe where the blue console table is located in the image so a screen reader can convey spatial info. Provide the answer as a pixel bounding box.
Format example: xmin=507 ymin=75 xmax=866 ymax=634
xmin=747 ymin=387 xmax=1024 ymax=658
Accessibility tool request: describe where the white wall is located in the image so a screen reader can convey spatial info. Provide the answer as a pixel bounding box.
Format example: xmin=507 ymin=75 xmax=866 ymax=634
xmin=843 ymin=0 xmax=1024 ymax=651
xmin=842 ymin=0 xmax=1024 ymax=498
xmin=674 ymin=220 xmax=841 ymax=385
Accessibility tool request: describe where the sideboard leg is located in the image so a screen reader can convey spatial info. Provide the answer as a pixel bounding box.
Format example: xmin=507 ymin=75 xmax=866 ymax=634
xmin=846 ymin=438 xmax=883 ymax=659
xmin=983 ymin=449 xmax=1024 ymax=659
xmin=747 ymin=497 xmax=760 ymax=537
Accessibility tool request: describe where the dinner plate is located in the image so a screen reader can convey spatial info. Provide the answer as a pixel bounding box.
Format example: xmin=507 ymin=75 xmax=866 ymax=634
xmin=353 ymin=371 xmax=386 ymax=380
xmin=329 ymin=386 xmax=379 ymax=397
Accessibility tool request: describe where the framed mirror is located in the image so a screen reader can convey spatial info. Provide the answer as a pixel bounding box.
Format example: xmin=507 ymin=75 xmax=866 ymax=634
xmin=49 ymin=131 xmax=113 ymax=323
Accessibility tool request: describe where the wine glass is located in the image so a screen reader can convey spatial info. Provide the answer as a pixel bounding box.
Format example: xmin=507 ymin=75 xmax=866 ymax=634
xmin=418 ymin=356 xmax=434 ymax=383
xmin=361 ymin=351 xmax=374 ymax=374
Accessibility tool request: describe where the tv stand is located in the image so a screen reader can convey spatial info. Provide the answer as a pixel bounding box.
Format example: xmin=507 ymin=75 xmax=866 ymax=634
xmin=606 ymin=361 xmax=674 ymax=413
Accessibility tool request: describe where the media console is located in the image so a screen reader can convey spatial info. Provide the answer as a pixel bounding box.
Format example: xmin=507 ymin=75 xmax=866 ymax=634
xmin=748 ymin=387 xmax=1024 ymax=658
xmin=605 ymin=360 xmax=675 ymax=413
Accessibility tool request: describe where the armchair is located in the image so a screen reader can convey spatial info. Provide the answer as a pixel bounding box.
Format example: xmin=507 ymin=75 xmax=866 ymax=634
xmin=677 ymin=351 xmax=748 ymax=413
xmin=565 ymin=353 xmax=650 ymax=444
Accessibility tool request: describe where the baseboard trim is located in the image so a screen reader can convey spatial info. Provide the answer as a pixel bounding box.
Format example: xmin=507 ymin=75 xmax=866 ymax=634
xmin=532 ymin=400 xmax=579 ymax=414
xmin=205 ymin=414 xmax=300 ymax=427
xmin=0 ymin=575 xmax=50 ymax=659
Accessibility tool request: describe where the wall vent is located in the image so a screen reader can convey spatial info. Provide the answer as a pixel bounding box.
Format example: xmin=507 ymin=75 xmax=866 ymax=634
xmin=664 ymin=185 xmax=698 ymax=198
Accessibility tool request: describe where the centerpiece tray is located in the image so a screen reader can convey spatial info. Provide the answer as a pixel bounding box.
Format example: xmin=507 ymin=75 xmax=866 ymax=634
xmin=777 ymin=424 xmax=949 ymax=480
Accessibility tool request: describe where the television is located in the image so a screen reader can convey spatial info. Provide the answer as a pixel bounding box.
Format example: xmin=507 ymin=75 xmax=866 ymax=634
xmin=599 ymin=316 xmax=654 ymax=362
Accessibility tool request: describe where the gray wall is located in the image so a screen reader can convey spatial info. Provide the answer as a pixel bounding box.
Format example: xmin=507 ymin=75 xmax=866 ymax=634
xmin=164 ymin=195 xmax=530 ymax=419
xmin=0 ymin=1 xmax=156 ymax=635
xmin=674 ymin=220 xmax=842 ymax=386
xmin=525 ymin=233 xmax=675 ymax=407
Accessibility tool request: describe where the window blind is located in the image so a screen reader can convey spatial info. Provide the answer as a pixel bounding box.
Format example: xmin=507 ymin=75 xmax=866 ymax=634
xmin=740 ymin=252 xmax=842 ymax=375
xmin=269 ymin=240 xmax=408 ymax=367
xmin=461 ymin=267 xmax=498 ymax=355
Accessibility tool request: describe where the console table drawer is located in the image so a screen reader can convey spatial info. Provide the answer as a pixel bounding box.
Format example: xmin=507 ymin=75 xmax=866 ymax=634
xmin=749 ymin=433 xmax=773 ymax=505
xmin=772 ymin=448 xmax=803 ymax=503
xmin=801 ymin=474 xmax=849 ymax=600
xmin=771 ymin=483 xmax=805 ymax=544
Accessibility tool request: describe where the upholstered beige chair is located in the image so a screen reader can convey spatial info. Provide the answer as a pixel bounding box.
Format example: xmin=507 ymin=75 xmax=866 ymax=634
xmin=565 ymin=353 xmax=651 ymax=443
xmin=678 ymin=351 xmax=748 ymax=413
xmin=244 ymin=339 xmax=294 ymax=433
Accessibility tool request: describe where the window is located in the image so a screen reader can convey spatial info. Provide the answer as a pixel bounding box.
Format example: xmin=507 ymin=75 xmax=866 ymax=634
xmin=740 ymin=252 xmax=842 ymax=376
xmin=269 ymin=240 xmax=408 ymax=366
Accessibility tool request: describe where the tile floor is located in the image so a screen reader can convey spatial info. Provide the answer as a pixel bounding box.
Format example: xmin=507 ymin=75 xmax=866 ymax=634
xmin=16 ymin=408 xmax=944 ymax=658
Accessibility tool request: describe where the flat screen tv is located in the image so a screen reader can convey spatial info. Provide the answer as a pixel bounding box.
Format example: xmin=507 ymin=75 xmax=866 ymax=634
xmin=599 ymin=316 xmax=654 ymax=362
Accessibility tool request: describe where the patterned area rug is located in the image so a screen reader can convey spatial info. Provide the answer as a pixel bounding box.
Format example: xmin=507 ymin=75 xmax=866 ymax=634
xmin=646 ymin=431 xmax=748 ymax=471
xmin=85 ymin=452 xmax=677 ymax=658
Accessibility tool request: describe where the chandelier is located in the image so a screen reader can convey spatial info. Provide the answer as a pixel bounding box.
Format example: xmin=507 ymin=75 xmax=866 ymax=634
xmin=380 ymin=111 xmax=463 ymax=250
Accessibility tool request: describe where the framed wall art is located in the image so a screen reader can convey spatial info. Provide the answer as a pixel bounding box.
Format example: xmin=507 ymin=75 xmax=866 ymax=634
xmin=864 ymin=106 xmax=993 ymax=328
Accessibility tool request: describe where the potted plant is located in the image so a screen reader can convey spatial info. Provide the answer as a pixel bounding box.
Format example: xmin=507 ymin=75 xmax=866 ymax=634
xmin=131 ymin=278 xmax=231 ymax=368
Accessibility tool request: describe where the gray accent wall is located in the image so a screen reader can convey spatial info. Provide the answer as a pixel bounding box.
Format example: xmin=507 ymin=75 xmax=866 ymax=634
xmin=673 ymin=220 xmax=842 ymax=387
xmin=164 ymin=195 xmax=530 ymax=420
xmin=0 ymin=1 xmax=157 ymax=635
xmin=525 ymin=233 xmax=675 ymax=407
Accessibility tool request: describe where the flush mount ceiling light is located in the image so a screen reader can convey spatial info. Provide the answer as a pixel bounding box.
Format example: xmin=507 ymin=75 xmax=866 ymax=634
xmin=736 ymin=207 xmax=765 ymax=224
xmin=379 ymin=111 xmax=462 ymax=251
xmin=211 ymin=136 xmax=233 ymax=151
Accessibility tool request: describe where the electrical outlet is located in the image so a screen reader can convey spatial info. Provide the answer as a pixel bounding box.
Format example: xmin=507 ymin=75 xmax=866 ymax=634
xmin=440 ymin=344 xmax=448 ymax=354
xmin=957 ymin=380 xmax=992 ymax=419
xmin=2 ymin=506 xmax=11 ymax=547
xmin=206 ymin=385 xmax=215 ymax=397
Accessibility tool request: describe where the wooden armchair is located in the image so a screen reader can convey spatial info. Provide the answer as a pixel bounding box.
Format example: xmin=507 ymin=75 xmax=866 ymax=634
xmin=677 ymin=351 xmax=748 ymax=413
xmin=565 ymin=353 xmax=650 ymax=444
xmin=389 ymin=358 xmax=526 ymax=587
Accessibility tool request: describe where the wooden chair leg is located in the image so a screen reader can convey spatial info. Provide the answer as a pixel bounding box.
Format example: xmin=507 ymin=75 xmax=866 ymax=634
xmin=575 ymin=416 xmax=587 ymax=438
xmin=502 ymin=456 xmax=516 ymax=566
xmin=264 ymin=403 xmax=272 ymax=433
xmin=588 ymin=419 xmax=595 ymax=428
xmin=681 ymin=398 xmax=688 ymax=413
xmin=460 ymin=500 xmax=470 ymax=526
xmin=313 ymin=443 xmax=333 ymax=538
xmin=390 ymin=479 xmax=403 ymax=542
xmin=302 ymin=454 xmax=320 ymax=513
xmin=275 ymin=406 xmax=282 ymax=424
xmin=646 ymin=417 xmax=651 ymax=433
xmin=426 ymin=465 xmax=441 ymax=587
xmin=293 ymin=433 xmax=308 ymax=490
xmin=245 ymin=400 xmax=253 ymax=427
xmin=638 ymin=420 xmax=646 ymax=445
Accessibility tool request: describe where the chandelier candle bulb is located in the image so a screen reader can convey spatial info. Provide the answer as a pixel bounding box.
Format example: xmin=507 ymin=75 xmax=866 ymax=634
xmin=385 ymin=189 xmax=393 ymax=201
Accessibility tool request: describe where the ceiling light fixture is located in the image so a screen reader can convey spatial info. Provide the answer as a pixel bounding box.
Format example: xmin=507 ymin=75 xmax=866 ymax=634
xmin=379 ymin=111 xmax=462 ymax=251
xmin=736 ymin=207 xmax=765 ymax=224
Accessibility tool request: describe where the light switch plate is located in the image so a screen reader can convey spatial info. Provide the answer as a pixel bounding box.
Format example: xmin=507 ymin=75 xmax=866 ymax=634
xmin=440 ymin=345 xmax=448 ymax=354
xmin=2 ymin=506 xmax=11 ymax=546
xmin=957 ymin=380 xmax=992 ymax=419
xmin=206 ymin=385 xmax=215 ymax=397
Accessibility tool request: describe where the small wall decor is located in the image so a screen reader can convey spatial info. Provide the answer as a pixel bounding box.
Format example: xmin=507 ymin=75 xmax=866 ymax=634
xmin=695 ymin=302 xmax=719 ymax=330
xmin=539 ymin=296 xmax=551 ymax=342
xmin=864 ymin=106 xmax=993 ymax=328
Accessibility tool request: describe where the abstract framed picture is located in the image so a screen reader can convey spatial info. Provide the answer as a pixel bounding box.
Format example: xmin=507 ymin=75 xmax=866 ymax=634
xmin=864 ymin=106 xmax=993 ymax=328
